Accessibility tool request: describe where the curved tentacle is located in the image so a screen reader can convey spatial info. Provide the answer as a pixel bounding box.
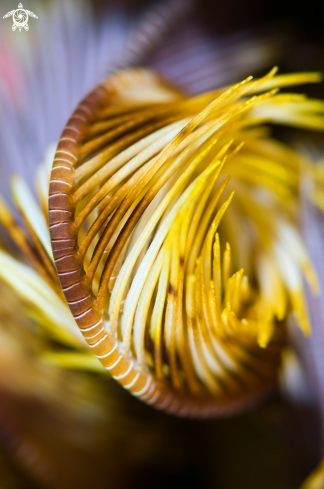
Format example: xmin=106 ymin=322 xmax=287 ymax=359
xmin=48 ymin=68 xmax=324 ymax=417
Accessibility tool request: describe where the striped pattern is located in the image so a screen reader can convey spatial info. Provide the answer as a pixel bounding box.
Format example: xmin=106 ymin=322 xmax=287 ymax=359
xmin=48 ymin=69 xmax=289 ymax=417
xmin=115 ymin=0 xmax=193 ymax=70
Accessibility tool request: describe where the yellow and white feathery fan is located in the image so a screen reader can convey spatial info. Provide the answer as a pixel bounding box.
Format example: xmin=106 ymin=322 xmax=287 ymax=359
xmin=47 ymin=66 xmax=324 ymax=417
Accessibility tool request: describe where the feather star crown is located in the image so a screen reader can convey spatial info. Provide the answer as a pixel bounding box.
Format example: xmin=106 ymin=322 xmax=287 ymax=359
xmin=45 ymin=67 xmax=324 ymax=417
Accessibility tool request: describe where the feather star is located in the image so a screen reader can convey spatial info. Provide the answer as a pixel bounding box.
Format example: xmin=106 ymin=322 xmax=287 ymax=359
xmin=47 ymin=67 xmax=324 ymax=417
xmin=1 ymin=0 xmax=324 ymax=486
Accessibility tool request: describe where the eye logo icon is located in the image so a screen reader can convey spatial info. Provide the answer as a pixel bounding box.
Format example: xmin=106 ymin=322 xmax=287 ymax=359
xmin=3 ymin=3 xmax=38 ymax=32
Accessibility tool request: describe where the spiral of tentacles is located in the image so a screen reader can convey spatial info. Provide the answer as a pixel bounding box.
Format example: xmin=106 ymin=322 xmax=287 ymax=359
xmin=48 ymin=68 xmax=323 ymax=417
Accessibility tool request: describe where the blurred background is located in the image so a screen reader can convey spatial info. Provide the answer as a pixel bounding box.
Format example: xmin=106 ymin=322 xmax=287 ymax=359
xmin=0 ymin=0 xmax=323 ymax=488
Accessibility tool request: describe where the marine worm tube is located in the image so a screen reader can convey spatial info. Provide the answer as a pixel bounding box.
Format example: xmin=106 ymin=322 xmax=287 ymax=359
xmin=49 ymin=68 xmax=324 ymax=417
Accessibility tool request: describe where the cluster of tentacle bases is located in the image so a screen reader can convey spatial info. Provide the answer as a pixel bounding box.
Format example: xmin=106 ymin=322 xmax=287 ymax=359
xmin=49 ymin=68 xmax=324 ymax=417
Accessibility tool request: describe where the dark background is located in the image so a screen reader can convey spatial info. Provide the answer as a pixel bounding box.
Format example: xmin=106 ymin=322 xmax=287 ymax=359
xmin=93 ymin=0 xmax=324 ymax=42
